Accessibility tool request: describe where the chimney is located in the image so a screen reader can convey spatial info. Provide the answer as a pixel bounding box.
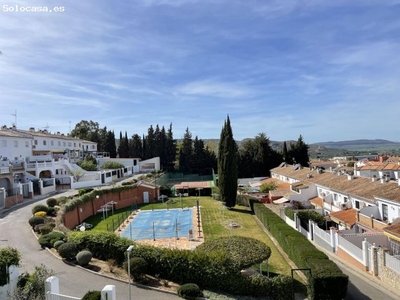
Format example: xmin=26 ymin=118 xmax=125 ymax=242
xmin=12 ymin=124 xmax=16 ymax=130
xmin=347 ymin=175 xmax=353 ymax=181
xmin=29 ymin=127 xmax=35 ymax=132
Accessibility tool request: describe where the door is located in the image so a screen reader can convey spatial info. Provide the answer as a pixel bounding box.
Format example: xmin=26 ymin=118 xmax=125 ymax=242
xmin=143 ymin=191 xmax=149 ymax=203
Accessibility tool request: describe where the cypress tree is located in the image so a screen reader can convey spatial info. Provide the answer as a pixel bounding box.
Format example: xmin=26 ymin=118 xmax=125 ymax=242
xmin=217 ymin=116 xmax=238 ymax=208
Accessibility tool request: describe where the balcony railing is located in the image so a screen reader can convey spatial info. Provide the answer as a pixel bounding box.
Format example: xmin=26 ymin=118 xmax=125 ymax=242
xmin=0 ymin=167 xmax=10 ymax=174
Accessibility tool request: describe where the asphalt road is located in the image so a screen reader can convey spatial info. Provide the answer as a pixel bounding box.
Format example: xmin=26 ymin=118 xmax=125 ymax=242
xmin=314 ymin=245 xmax=399 ymax=300
xmin=0 ymin=197 xmax=179 ymax=299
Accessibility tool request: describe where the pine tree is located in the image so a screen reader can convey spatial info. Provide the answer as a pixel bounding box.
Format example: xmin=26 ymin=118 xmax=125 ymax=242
xmin=165 ymin=123 xmax=177 ymax=171
xmin=217 ymin=116 xmax=238 ymax=208
xmin=129 ymin=134 xmax=143 ymax=158
xmin=282 ymin=141 xmax=289 ymax=163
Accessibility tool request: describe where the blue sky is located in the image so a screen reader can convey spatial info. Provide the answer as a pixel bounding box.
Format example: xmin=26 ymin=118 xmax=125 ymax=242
xmin=1 ymin=0 xmax=400 ymax=143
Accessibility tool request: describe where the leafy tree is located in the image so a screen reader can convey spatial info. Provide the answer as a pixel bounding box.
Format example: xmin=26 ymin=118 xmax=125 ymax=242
xmin=0 ymin=247 xmax=20 ymax=286
xmin=10 ymin=264 xmax=54 ymax=300
xmin=70 ymin=169 xmax=85 ymax=182
xmin=288 ymin=135 xmax=310 ymax=167
xmin=77 ymin=159 xmax=97 ymax=171
xmin=145 ymin=125 xmax=155 ymax=159
xmin=217 ymin=116 xmax=238 ymax=208
xmin=282 ymin=141 xmax=290 ymax=164
xmin=165 ymin=123 xmax=177 ymax=171
xmin=260 ymin=181 xmax=277 ymax=193
xmin=105 ymin=130 xmax=117 ymax=158
xmin=117 ymin=131 xmax=130 ymax=158
xmin=178 ymin=128 xmax=193 ymax=172
xmin=129 ymin=134 xmax=143 ymax=159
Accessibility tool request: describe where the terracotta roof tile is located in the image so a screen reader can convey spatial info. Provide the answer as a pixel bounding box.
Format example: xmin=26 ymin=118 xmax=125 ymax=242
xmin=310 ymin=196 xmax=323 ymax=208
xmin=329 ymin=208 xmax=357 ymax=229
xmin=271 ymin=164 xmax=400 ymax=203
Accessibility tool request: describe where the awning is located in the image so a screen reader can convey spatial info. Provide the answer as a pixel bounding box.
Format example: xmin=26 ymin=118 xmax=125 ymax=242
xmin=273 ymin=197 xmax=290 ymax=204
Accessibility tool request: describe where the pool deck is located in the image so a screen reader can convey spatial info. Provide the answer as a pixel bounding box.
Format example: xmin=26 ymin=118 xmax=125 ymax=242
xmin=116 ymin=207 xmax=205 ymax=250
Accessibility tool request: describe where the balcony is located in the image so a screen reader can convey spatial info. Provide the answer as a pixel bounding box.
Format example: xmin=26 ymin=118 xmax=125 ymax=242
xmin=0 ymin=167 xmax=11 ymax=175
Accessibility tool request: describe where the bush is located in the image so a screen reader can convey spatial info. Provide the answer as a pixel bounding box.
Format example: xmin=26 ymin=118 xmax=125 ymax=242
xmin=123 ymin=257 xmax=148 ymax=281
xmin=46 ymin=198 xmax=58 ymax=207
xmin=39 ymin=223 xmax=55 ymax=235
xmin=100 ymin=161 xmax=125 ymax=170
xmin=28 ymin=216 xmax=45 ymax=229
xmin=177 ymin=283 xmax=202 ymax=299
xmin=53 ymin=240 xmax=65 ymax=249
xmin=0 ymin=247 xmax=21 ymax=286
xmin=196 ymin=236 xmax=271 ymax=269
xmin=38 ymin=231 xmax=64 ymax=248
xmin=32 ymin=204 xmax=48 ymax=215
xmin=34 ymin=211 xmax=47 ymax=218
xmin=82 ymin=290 xmax=101 ymax=300
xmin=58 ymin=242 xmax=79 ymax=261
xmin=78 ymin=188 xmax=94 ymax=196
xmin=76 ymin=250 xmax=93 ymax=266
xmin=47 ymin=207 xmax=57 ymax=217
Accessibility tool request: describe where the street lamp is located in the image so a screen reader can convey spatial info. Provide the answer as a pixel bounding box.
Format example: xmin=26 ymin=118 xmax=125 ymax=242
xmin=127 ymin=245 xmax=134 ymax=300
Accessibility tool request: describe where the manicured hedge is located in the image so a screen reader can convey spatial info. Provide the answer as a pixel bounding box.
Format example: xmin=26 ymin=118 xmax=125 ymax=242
xmin=196 ymin=236 xmax=271 ymax=269
xmin=66 ymin=231 xmax=291 ymax=297
xmin=251 ymin=201 xmax=348 ymax=300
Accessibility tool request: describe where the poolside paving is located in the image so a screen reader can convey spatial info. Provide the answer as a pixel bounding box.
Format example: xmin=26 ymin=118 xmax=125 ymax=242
xmin=117 ymin=206 xmax=205 ymax=250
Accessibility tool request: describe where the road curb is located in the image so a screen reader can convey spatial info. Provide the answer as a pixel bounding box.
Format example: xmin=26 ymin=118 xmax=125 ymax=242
xmin=31 ymin=229 xmax=177 ymax=296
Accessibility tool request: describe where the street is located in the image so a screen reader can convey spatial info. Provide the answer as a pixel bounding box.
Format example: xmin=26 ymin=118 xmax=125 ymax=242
xmin=0 ymin=198 xmax=179 ymax=299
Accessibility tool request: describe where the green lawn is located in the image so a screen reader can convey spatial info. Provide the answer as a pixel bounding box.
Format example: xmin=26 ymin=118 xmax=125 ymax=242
xmin=85 ymin=195 xmax=293 ymax=276
xmin=140 ymin=196 xmax=292 ymax=276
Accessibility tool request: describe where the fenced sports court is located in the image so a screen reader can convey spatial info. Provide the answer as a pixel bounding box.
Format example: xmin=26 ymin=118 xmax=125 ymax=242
xmin=120 ymin=208 xmax=193 ymax=240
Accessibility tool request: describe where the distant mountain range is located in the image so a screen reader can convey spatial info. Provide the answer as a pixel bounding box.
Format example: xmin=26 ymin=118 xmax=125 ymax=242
xmin=312 ymin=139 xmax=400 ymax=150
xmin=201 ymin=138 xmax=400 ymax=159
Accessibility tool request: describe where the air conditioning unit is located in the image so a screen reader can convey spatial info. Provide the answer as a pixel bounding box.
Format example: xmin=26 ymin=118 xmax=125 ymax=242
xmin=340 ymin=203 xmax=347 ymax=210
xmin=32 ymin=145 xmax=36 ymax=149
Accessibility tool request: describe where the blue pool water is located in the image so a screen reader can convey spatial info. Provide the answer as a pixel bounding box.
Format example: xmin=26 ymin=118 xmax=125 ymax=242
xmin=120 ymin=208 xmax=193 ymax=240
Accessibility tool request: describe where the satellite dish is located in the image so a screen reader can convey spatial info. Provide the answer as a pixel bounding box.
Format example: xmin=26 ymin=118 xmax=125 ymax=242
xmin=80 ymin=226 xmax=85 ymax=232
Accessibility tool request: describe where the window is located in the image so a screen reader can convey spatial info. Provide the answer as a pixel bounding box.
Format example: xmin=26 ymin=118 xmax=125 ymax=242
xmin=92 ymin=145 xmax=95 ymax=149
xmin=63 ymin=142 xmax=66 ymax=146
xmin=25 ymin=141 xmax=29 ymax=147
xmin=343 ymin=196 xmax=348 ymax=203
xmin=68 ymin=142 xmax=72 ymax=147
xmin=2 ymin=140 xmax=6 ymax=147
xmin=355 ymin=201 xmax=360 ymax=209
xmin=79 ymin=143 xmax=81 ymax=147
xmin=382 ymin=204 xmax=388 ymax=221
xmin=14 ymin=140 xmax=18 ymax=147
xmin=74 ymin=142 xmax=76 ymax=147
xmin=43 ymin=140 xmax=47 ymax=146
xmin=58 ymin=141 xmax=61 ymax=146
xmin=334 ymin=194 xmax=338 ymax=201
xmin=51 ymin=141 xmax=54 ymax=146
xmin=34 ymin=140 xmax=38 ymax=145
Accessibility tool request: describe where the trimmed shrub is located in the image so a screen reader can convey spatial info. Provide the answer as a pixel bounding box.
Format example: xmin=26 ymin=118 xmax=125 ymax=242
xmin=82 ymin=290 xmax=101 ymax=300
xmin=32 ymin=204 xmax=48 ymax=215
xmin=196 ymin=236 xmax=271 ymax=269
xmin=38 ymin=231 xmax=64 ymax=248
xmin=47 ymin=207 xmax=57 ymax=217
xmin=28 ymin=216 xmax=45 ymax=228
xmin=79 ymin=188 xmax=94 ymax=196
xmin=53 ymin=240 xmax=65 ymax=249
xmin=46 ymin=198 xmax=58 ymax=207
xmin=58 ymin=242 xmax=79 ymax=261
xmin=177 ymin=283 xmax=202 ymax=299
xmin=76 ymin=250 xmax=93 ymax=266
xmin=39 ymin=223 xmax=55 ymax=235
xmin=34 ymin=211 xmax=47 ymax=218
xmin=123 ymin=257 xmax=148 ymax=281
xmin=100 ymin=161 xmax=124 ymax=169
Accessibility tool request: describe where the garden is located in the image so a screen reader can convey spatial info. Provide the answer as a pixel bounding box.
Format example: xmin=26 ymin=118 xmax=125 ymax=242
xmin=26 ymin=185 xmax=310 ymax=300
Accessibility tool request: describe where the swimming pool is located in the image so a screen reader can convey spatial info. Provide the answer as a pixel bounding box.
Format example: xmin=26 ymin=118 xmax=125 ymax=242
xmin=120 ymin=208 xmax=193 ymax=240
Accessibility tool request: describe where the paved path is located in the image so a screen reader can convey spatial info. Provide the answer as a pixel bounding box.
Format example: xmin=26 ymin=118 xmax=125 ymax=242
xmin=0 ymin=190 xmax=179 ymax=299
xmin=263 ymin=204 xmax=399 ymax=300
